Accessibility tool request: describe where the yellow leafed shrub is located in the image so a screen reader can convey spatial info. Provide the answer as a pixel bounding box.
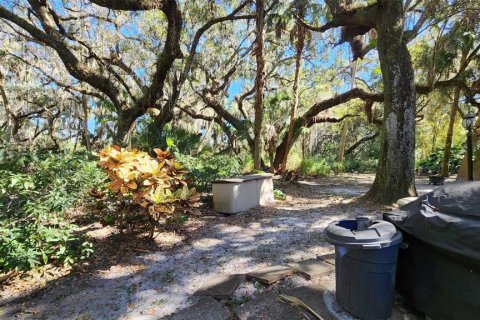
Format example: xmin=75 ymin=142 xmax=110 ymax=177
xmin=98 ymin=145 xmax=197 ymax=221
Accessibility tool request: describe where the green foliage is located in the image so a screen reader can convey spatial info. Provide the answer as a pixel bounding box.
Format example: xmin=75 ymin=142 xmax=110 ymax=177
xmin=342 ymin=129 xmax=380 ymax=173
xmin=273 ymin=189 xmax=286 ymax=200
xmin=165 ymin=215 xmax=189 ymax=231
xmin=298 ymin=155 xmax=343 ymax=176
xmin=417 ymin=145 xmax=465 ymax=175
xmin=176 ymin=153 xmax=245 ymax=192
xmin=344 ymin=158 xmax=378 ymax=173
xmin=285 ymin=151 xmax=303 ymax=171
xmin=0 ymin=149 xmax=106 ymax=272
xmin=131 ymin=120 xmax=202 ymax=154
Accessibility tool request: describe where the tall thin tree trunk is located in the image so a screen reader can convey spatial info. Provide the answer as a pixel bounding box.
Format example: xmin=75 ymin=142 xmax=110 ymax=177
xmin=253 ymin=0 xmax=265 ymax=170
xmin=365 ymin=0 xmax=417 ymax=203
xmin=441 ymin=49 xmax=468 ymax=177
xmin=431 ymin=119 xmax=440 ymax=154
xmin=81 ymin=95 xmax=92 ymax=151
xmin=73 ymin=121 xmax=80 ymax=152
xmin=302 ymin=132 xmax=307 ymax=160
xmin=281 ymin=2 xmax=306 ymax=171
xmin=212 ymin=130 xmax=218 ymax=152
xmin=337 ymin=118 xmax=349 ymax=165
xmin=441 ymin=87 xmax=461 ymax=176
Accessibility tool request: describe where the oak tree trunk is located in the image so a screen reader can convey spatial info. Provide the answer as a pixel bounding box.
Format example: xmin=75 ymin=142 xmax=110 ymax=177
xmin=365 ymin=0 xmax=417 ymax=203
xmin=253 ymin=0 xmax=265 ymax=170
xmin=115 ymin=111 xmax=138 ymax=146
xmin=273 ymin=133 xmax=289 ymax=170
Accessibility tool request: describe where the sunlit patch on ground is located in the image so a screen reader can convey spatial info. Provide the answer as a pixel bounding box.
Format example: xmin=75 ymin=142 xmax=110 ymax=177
xmin=0 ymin=174 xmax=450 ymax=319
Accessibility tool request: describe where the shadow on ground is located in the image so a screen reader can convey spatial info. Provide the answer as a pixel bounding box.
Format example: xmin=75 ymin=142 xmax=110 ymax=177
xmin=0 ymin=174 xmax=446 ymax=319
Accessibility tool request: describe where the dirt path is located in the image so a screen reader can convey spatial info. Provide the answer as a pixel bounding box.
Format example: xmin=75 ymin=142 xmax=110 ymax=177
xmin=0 ymin=174 xmax=442 ymax=319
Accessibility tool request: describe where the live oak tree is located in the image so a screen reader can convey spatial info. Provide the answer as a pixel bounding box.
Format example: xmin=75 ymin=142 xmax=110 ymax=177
xmin=0 ymin=1 xmax=261 ymax=145
xmin=291 ymin=0 xmax=417 ymax=202
xmin=0 ymin=52 xmax=88 ymax=147
xmin=0 ymin=0 xmax=183 ymax=143
xmin=295 ymin=0 xmax=479 ymax=202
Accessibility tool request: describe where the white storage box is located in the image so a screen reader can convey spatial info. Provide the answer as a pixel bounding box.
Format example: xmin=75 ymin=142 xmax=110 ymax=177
xmin=212 ymin=174 xmax=274 ymax=214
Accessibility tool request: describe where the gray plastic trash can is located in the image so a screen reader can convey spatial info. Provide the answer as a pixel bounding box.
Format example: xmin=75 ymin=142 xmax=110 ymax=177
xmin=324 ymin=217 xmax=402 ymax=320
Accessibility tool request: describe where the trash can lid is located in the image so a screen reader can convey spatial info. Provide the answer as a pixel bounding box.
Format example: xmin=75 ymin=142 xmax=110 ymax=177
xmin=324 ymin=218 xmax=402 ymax=249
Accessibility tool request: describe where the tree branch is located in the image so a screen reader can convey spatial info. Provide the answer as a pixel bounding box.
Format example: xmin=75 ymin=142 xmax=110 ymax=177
xmin=8 ymin=53 xmax=104 ymax=100
xmin=405 ymin=0 xmax=439 ymax=42
xmin=345 ymin=131 xmax=379 ymax=155
xmin=307 ymin=113 xmax=358 ymax=126
xmin=180 ymin=1 xmax=254 ymax=89
xmin=178 ymin=105 xmax=233 ymax=141
xmin=299 ymin=1 xmax=377 ymax=32
xmin=301 ymin=88 xmax=383 ymax=123
xmin=133 ymin=0 xmax=182 ymax=112
xmin=0 ymin=2 xmax=124 ymax=109
xmin=89 ymin=0 xmax=165 ymax=11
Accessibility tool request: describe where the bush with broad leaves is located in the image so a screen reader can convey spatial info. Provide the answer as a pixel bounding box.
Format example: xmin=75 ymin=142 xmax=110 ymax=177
xmin=98 ymin=146 xmax=198 ymax=236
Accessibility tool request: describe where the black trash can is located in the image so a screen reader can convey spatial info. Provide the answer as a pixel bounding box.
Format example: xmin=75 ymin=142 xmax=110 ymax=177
xmin=324 ymin=217 xmax=402 ymax=320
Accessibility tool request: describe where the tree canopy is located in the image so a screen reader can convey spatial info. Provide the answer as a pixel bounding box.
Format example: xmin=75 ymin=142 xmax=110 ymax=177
xmin=1 ymin=0 xmax=479 ymax=202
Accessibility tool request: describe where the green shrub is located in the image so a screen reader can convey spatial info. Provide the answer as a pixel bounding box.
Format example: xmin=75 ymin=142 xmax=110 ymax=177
xmin=344 ymin=158 xmax=378 ymax=173
xmin=416 ymin=145 xmax=465 ymax=175
xmin=0 ymin=149 xmax=106 ymax=272
xmin=273 ymin=189 xmax=286 ymax=200
xmin=298 ymin=156 xmax=343 ymax=176
xmin=330 ymin=161 xmax=345 ymax=173
xmin=285 ymin=151 xmax=302 ymax=171
xmin=131 ymin=120 xmax=202 ymax=154
xmin=176 ymin=153 xmax=244 ymax=191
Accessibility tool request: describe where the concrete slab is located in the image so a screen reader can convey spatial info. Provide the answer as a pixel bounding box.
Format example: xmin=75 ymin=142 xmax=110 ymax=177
xmin=317 ymin=252 xmax=336 ymax=265
xmin=317 ymin=275 xmax=336 ymax=292
xmin=194 ymin=274 xmax=245 ymax=299
xmin=246 ymin=266 xmax=295 ymax=285
xmin=165 ymin=297 xmax=232 ymax=320
xmin=289 ymin=259 xmax=334 ymax=280
xmin=233 ymin=292 xmax=304 ymax=320
xmin=280 ymin=284 xmax=336 ymax=320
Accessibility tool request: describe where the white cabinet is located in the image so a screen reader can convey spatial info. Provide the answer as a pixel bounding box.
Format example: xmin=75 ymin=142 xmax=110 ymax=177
xmin=212 ymin=174 xmax=274 ymax=214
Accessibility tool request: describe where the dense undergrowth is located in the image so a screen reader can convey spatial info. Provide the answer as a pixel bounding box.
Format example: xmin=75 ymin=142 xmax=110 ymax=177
xmin=0 ymin=138 xmax=463 ymax=274
xmin=416 ymin=146 xmax=465 ymax=174
xmin=176 ymin=153 xmax=245 ymax=191
xmin=0 ymin=148 xmax=106 ymax=272
xmin=297 ymin=155 xmax=378 ymax=176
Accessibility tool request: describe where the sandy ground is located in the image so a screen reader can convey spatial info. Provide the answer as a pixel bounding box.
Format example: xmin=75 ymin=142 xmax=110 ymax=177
xmin=0 ymin=174 xmax=449 ymax=319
